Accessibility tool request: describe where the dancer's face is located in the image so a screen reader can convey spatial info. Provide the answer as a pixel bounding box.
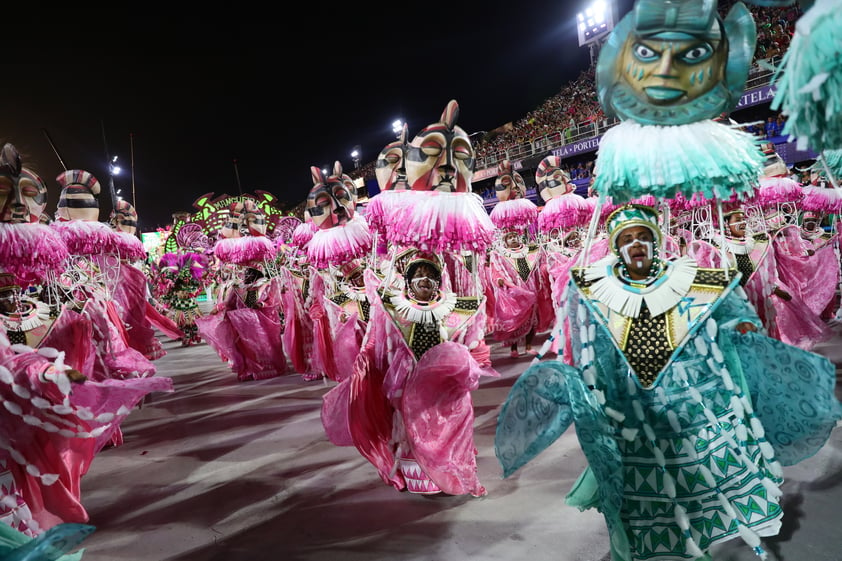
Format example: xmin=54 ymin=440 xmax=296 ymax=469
xmin=617 ymin=225 xmax=654 ymax=280
xmin=727 ymin=212 xmax=747 ymax=239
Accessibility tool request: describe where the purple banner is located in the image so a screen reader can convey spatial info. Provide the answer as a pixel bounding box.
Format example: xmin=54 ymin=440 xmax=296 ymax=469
xmin=551 ymin=135 xmax=603 ymax=159
xmin=734 ymin=84 xmax=777 ymax=110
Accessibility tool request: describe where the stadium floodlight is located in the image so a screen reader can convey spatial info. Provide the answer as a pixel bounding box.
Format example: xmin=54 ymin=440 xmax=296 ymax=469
xmin=577 ymin=0 xmax=616 ymax=48
xmin=392 ymin=119 xmax=405 ymax=138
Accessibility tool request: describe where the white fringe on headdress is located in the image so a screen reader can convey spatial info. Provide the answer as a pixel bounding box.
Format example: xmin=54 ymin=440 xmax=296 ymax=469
xmin=384 ymin=191 xmax=495 ymax=253
xmin=489 ymin=198 xmax=539 ymax=230
xmin=291 ymin=221 xmax=317 ymax=249
xmin=538 ymin=193 xmax=590 ymax=232
xmin=113 ymin=231 xmax=146 ymax=261
xmin=592 ymin=120 xmax=764 ymax=203
xmin=306 ymin=215 xmax=372 ymax=269
xmin=801 ymin=185 xmax=842 ymax=213
xmin=749 ymin=176 xmax=803 ymax=209
xmin=51 ymin=220 xmax=121 ymax=257
xmin=214 ymin=235 xmax=275 ymax=266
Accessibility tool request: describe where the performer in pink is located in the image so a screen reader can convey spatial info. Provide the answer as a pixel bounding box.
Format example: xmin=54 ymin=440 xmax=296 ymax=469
xmin=107 ymin=199 xmax=170 ymax=360
xmin=710 ymin=202 xmax=832 ymax=350
xmin=197 ymin=200 xmax=287 ymax=381
xmin=0 ymin=143 xmax=172 ymax=535
xmin=304 ymin=162 xmax=372 ymax=383
xmin=323 ymin=101 xmax=498 ymax=497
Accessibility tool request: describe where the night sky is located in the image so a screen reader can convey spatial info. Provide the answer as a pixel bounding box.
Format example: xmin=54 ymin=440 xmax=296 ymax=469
xmin=3 ymin=0 xmax=634 ymax=232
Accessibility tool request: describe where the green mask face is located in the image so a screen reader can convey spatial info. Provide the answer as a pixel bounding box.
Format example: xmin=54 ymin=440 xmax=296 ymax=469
xmin=596 ymin=0 xmax=756 ymax=125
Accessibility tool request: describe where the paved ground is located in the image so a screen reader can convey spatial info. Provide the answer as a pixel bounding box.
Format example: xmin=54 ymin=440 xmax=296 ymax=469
xmin=75 ymin=323 xmax=842 ymax=561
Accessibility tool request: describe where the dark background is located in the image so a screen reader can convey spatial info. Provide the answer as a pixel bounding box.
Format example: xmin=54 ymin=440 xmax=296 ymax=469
xmin=2 ymin=0 xmax=635 ymax=232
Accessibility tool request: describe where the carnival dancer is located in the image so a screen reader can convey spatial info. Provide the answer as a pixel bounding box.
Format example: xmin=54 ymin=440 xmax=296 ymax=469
xmin=303 ymin=162 xmax=372 ymax=383
xmin=107 ymin=199 xmax=170 ymax=360
xmin=709 ymin=201 xmax=832 ymax=351
xmin=197 ymin=200 xmax=287 ymax=382
xmin=155 ymin=251 xmax=207 ymax=347
xmin=0 ymin=143 xmax=172 ymax=536
xmin=488 ymin=160 xmax=553 ymax=357
xmin=535 ymin=155 xmax=606 ymax=359
xmin=497 ymin=2 xmax=841 ymax=559
xmin=496 ymin=204 xmax=842 ymax=561
xmin=321 ymin=100 xmax=498 ymax=497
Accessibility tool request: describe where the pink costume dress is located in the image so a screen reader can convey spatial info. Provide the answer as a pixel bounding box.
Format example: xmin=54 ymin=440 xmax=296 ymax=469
xmin=309 ymin=273 xmax=370 ymax=382
xmin=711 ymin=232 xmax=832 ymax=350
xmin=773 ymin=224 xmax=839 ymax=320
xmin=277 ymin=266 xmax=315 ymax=379
xmin=488 ymin=241 xmax=554 ymax=346
xmin=110 ymin=260 xmax=167 ymax=360
xmin=197 ymin=275 xmax=288 ymax=382
xmin=544 ymin=236 xmax=610 ymax=360
xmin=321 ymin=268 xmax=498 ymax=497
xmin=307 ymin=270 xmax=368 ymax=383
xmin=1 ymin=329 xmax=173 ymax=534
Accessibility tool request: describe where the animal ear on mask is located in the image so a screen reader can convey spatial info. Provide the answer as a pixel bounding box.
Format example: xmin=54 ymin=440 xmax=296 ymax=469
xmin=310 ymin=166 xmax=326 ymax=186
xmin=441 ymin=99 xmax=459 ymax=130
xmin=0 ymin=143 xmax=22 ymax=177
xmin=332 ymin=160 xmax=344 ymax=178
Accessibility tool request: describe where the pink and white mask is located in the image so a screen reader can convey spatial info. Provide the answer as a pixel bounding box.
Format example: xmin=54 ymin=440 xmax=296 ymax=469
xmin=0 ymin=143 xmax=48 ymax=224
xmin=494 ymin=160 xmax=526 ymax=202
xmin=375 ymin=124 xmax=409 ymax=192
xmin=404 ymin=99 xmax=474 ymax=192
xmin=306 ymin=161 xmax=357 ymax=230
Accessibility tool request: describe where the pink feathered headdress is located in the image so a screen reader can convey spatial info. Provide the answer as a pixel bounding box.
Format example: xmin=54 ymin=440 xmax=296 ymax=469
xmin=0 ymin=222 xmax=69 ymax=288
xmin=213 ymin=235 xmax=275 ymax=267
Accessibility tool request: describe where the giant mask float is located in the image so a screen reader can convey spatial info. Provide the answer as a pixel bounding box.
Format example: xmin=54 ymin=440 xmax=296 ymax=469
xmin=488 ymin=159 xmax=538 ymax=232
xmin=591 ymin=0 xmax=763 ymax=207
xmin=0 ymin=143 xmax=68 ymax=288
xmin=382 ymin=100 xmax=495 ymax=255
xmin=304 ymin=161 xmax=372 ymax=270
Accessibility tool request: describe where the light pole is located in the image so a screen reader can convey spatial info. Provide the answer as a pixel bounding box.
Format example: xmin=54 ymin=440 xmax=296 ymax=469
xmin=109 ymin=155 xmax=122 ymax=209
xmin=392 ymin=119 xmax=405 ymax=139
xmin=576 ymin=0 xmax=616 ymax=66
xmin=351 ymin=145 xmax=361 ymax=170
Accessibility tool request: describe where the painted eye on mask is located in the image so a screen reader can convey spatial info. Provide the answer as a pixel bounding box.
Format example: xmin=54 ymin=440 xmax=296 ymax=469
xmin=679 ymin=44 xmax=714 ymax=64
xmin=632 ymin=43 xmax=659 ymax=62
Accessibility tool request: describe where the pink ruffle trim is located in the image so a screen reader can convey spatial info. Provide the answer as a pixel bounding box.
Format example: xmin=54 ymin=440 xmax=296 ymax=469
xmin=306 ymin=216 xmax=372 ymax=269
xmin=489 ymin=198 xmax=539 ymax=230
xmin=383 ymin=191 xmax=495 ymax=253
xmin=0 ymin=223 xmax=69 ymax=287
xmin=214 ymin=235 xmax=275 ymax=266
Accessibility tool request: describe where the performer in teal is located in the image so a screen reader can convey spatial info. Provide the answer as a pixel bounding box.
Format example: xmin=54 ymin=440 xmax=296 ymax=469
xmin=495 ymin=204 xmax=842 ymax=561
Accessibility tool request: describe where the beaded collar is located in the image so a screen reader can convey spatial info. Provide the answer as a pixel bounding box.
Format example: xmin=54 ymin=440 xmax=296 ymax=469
xmin=498 ymin=244 xmax=529 ymax=260
xmin=714 ymin=233 xmax=755 ymax=255
xmin=389 ymin=289 xmax=457 ymax=325
xmin=0 ymin=299 xmax=43 ymax=332
xmin=584 ymin=255 xmax=698 ymax=318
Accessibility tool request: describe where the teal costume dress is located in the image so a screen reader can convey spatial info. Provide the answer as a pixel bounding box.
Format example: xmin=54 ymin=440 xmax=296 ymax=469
xmin=0 ymin=522 xmax=94 ymax=561
xmin=495 ymin=255 xmax=842 ymax=561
